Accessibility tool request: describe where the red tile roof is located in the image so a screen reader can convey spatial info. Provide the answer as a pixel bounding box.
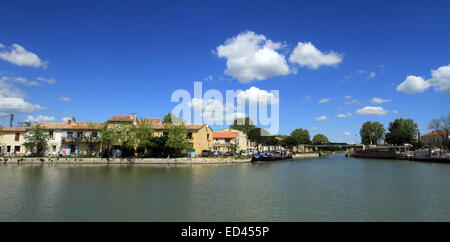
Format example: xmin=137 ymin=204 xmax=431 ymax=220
xmin=0 ymin=127 xmax=27 ymax=132
xmin=422 ymin=130 xmax=450 ymax=137
xmin=213 ymin=132 xmax=238 ymax=139
xmin=107 ymin=115 xmax=137 ymax=122
xmin=35 ymin=122 xmax=103 ymax=130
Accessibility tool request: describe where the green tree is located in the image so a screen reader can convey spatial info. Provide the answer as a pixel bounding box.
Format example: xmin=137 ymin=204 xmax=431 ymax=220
xmin=428 ymin=114 xmax=450 ymax=148
xmin=290 ymin=129 xmax=311 ymax=145
xmin=165 ymin=124 xmax=192 ymax=157
xmin=312 ymin=134 xmax=329 ymax=144
xmin=280 ymin=136 xmax=297 ymax=150
xmin=385 ymin=118 xmax=418 ymax=146
xmin=360 ymin=121 xmax=385 ymax=145
xmin=229 ymin=143 xmax=238 ymax=153
xmin=99 ymin=124 xmax=131 ymax=157
xmin=247 ymin=127 xmax=269 ymax=150
xmin=132 ymin=121 xmax=155 ymax=156
xmin=230 ymin=117 xmax=256 ymax=135
xmin=23 ymin=125 xmax=49 ymax=156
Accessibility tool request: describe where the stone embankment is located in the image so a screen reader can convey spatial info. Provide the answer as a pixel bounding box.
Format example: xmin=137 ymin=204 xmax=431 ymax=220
xmin=0 ymin=153 xmax=320 ymax=165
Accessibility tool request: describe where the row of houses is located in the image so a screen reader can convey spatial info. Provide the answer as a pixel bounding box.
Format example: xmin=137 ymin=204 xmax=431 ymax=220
xmin=0 ymin=114 xmax=267 ymax=157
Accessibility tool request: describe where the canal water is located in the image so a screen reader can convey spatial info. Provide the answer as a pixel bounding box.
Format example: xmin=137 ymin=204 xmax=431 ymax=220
xmin=0 ymin=154 xmax=449 ymax=221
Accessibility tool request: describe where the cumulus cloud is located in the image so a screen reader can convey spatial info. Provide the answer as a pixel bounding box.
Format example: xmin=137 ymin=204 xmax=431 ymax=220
xmin=428 ymin=63 xmax=450 ymax=93
xmin=370 ymin=97 xmax=391 ymax=104
xmin=318 ymin=98 xmax=331 ymax=103
xmin=344 ymin=98 xmax=359 ymax=105
xmin=0 ymin=97 xmax=45 ymax=113
xmin=315 ymin=115 xmax=327 ymax=121
xmin=237 ymin=87 xmax=279 ymax=105
xmin=2 ymin=76 xmax=40 ymax=86
xmin=216 ymin=31 xmax=290 ymax=83
xmin=356 ymin=106 xmax=387 ymax=115
xmin=0 ymin=43 xmax=47 ymax=68
xmin=0 ymin=80 xmax=45 ymax=113
xmin=189 ymin=97 xmax=245 ymax=122
xmin=289 ymin=42 xmax=342 ymax=69
xmin=37 ymin=77 xmax=56 ymax=84
xmin=0 ymin=80 xmax=26 ymax=98
xmin=25 ymin=115 xmax=55 ymax=123
xmin=336 ymin=112 xmax=352 ymax=118
xmin=396 ymin=75 xmax=430 ymax=94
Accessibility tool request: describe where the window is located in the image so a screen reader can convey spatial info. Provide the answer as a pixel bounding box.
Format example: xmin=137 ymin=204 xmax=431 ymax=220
xmin=225 ymin=138 xmax=231 ymax=143
xmin=92 ymin=131 xmax=98 ymax=138
xmin=207 ymin=134 xmax=210 ymax=140
xmin=15 ymin=133 xmax=20 ymax=141
xmin=163 ymin=132 xmax=168 ymax=137
xmin=77 ymin=131 xmax=83 ymax=138
xmin=52 ymin=145 xmax=57 ymax=152
xmin=49 ymin=131 xmax=54 ymax=139
xmin=67 ymin=131 xmax=73 ymax=138
xmin=14 ymin=146 xmax=21 ymax=153
xmin=6 ymin=146 xmax=11 ymax=153
xmin=187 ymin=132 xmax=193 ymax=139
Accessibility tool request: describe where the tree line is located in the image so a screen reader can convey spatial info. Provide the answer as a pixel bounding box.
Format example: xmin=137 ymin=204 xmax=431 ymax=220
xmin=359 ymin=113 xmax=450 ymax=149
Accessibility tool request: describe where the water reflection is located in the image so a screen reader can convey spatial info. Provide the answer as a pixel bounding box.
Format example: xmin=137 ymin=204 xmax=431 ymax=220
xmin=0 ymin=155 xmax=449 ymax=221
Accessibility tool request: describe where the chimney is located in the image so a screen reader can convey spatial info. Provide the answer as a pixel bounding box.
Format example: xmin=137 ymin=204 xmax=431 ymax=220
xmin=68 ymin=119 xmax=72 ymax=124
xmin=9 ymin=114 xmax=14 ymax=127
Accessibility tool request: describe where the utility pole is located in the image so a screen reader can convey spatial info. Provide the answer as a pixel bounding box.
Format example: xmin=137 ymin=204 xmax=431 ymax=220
xmin=9 ymin=113 xmax=14 ymax=127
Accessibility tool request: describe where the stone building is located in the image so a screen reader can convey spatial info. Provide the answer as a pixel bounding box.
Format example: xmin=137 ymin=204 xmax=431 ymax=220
xmin=0 ymin=127 xmax=27 ymax=156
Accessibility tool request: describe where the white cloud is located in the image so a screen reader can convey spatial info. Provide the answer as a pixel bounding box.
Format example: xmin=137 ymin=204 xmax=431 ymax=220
xmin=344 ymin=95 xmax=352 ymax=99
xmin=0 ymin=43 xmax=47 ymax=68
xmin=25 ymin=115 xmax=55 ymax=123
xmin=0 ymin=80 xmax=45 ymax=113
xmin=357 ymin=69 xmax=376 ymax=79
xmin=392 ymin=110 xmax=399 ymax=114
xmin=370 ymin=97 xmax=391 ymax=104
xmin=189 ymin=98 xmax=245 ymax=123
xmin=289 ymin=42 xmax=342 ymax=69
xmin=309 ymin=126 xmax=318 ymax=131
xmin=237 ymin=87 xmax=279 ymax=105
xmin=0 ymin=80 xmax=26 ymax=98
xmin=396 ymin=75 xmax=430 ymax=94
xmin=356 ymin=106 xmax=387 ymax=115
xmin=0 ymin=97 xmax=45 ymax=113
xmin=344 ymin=98 xmax=359 ymax=105
xmin=37 ymin=77 xmax=56 ymax=84
xmin=60 ymin=97 xmax=71 ymax=101
xmin=336 ymin=112 xmax=352 ymax=118
xmin=318 ymin=98 xmax=331 ymax=103
xmin=2 ymin=76 xmax=40 ymax=86
xmin=428 ymin=63 xmax=450 ymax=93
xmin=216 ymin=31 xmax=290 ymax=83
xmin=315 ymin=115 xmax=327 ymax=121
xmin=343 ymin=132 xmax=352 ymax=136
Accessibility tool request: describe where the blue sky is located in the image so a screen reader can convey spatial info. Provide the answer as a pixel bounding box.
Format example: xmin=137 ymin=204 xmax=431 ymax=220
xmin=1 ymin=0 xmax=450 ymax=142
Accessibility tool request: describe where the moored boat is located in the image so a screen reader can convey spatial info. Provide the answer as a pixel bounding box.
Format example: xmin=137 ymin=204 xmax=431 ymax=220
xmin=351 ymin=146 xmax=409 ymax=160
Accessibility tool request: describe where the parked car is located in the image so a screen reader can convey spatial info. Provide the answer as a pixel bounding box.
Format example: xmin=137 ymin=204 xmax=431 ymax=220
xmin=211 ymin=151 xmax=222 ymax=157
xmin=223 ymin=152 xmax=236 ymax=157
xmin=240 ymin=150 xmax=253 ymax=156
xmin=201 ymin=150 xmax=212 ymax=157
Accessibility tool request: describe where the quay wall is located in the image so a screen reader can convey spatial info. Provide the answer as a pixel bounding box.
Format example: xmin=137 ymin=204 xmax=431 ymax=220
xmin=0 ymin=153 xmax=320 ymax=165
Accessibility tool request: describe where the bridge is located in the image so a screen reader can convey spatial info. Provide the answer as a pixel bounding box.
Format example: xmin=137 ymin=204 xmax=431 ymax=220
xmin=309 ymin=143 xmax=364 ymax=152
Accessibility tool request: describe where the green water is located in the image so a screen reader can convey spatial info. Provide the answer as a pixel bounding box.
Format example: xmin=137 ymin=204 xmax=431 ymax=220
xmin=0 ymin=154 xmax=449 ymax=221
